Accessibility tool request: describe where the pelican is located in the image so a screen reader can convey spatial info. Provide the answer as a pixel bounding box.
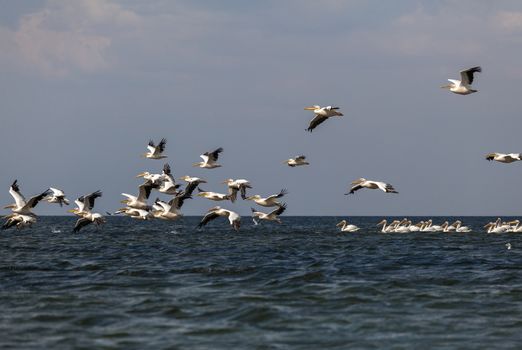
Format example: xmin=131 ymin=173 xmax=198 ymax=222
xmin=453 ymin=220 xmax=472 ymax=232
xmin=223 ymin=179 xmax=252 ymax=202
xmin=179 ymin=176 xmax=207 ymax=196
xmin=152 ymin=191 xmax=191 ymax=220
xmin=44 ymin=188 xmax=69 ymax=207
xmin=68 ymin=191 xmax=102 ymax=217
xmin=377 ymin=219 xmax=398 ymax=233
xmin=393 ymin=219 xmax=411 ymax=233
xmin=4 ymin=180 xmax=50 ymax=215
xmin=423 ymin=220 xmax=444 ymax=232
xmin=114 ymin=207 xmax=154 ymax=220
xmin=246 ymin=189 xmax=287 ymax=207
xmin=121 ymin=181 xmax=157 ymax=210
xmin=441 ymin=66 xmax=482 ymax=95
xmin=73 ymin=213 xmax=106 ymax=233
xmin=485 ymin=218 xmax=510 ymax=233
xmin=196 ymin=188 xmax=231 ymax=201
xmin=143 ymin=138 xmax=167 ymax=159
xmin=485 ymin=153 xmax=522 ymax=164
xmin=507 ymin=220 xmax=522 ymax=233
xmin=197 ymin=206 xmax=241 ymax=231
xmin=251 ymin=204 xmax=287 ymax=224
xmin=304 ymin=105 xmax=343 ymax=132
xmin=193 ymin=147 xmax=223 ymax=169
xmin=284 ymin=155 xmax=309 ymax=167
xmin=2 ymin=214 xmax=37 ymax=230
xmin=336 ymin=219 xmax=360 ymax=232
xmin=346 ymin=178 xmax=398 ymax=195
xmin=158 ymin=164 xmax=181 ymax=195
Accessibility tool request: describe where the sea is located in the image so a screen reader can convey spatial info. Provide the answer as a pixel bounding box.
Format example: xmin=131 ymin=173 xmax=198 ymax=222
xmin=1 ymin=216 xmax=522 ymax=349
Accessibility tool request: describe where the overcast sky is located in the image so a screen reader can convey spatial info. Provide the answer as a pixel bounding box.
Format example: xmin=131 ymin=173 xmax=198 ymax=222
xmin=2 ymin=0 xmax=522 ymax=216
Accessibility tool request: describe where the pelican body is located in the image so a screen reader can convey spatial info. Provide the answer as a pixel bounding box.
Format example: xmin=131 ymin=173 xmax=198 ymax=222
xmin=251 ymin=204 xmax=286 ymax=224
xmin=485 ymin=153 xmax=522 ymax=164
xmin=284 ymin=156 xmax=309 ymax=167
xmin=304 ymin=105 xmax=343 ymax=132
xmin=246 ymin=189 xmax=287 ymax=207
xmin=441 ymin=66 xmax=481 ymax=95
xmin=197 ymin=206 xmax=241 ymax=231
xmin=193 ymin=148 xmax=223 ymax=169
xmin=347 ymin=178 xmax=398 ymax=195
xmin=336 ymin=220 xmax=360 ymax=232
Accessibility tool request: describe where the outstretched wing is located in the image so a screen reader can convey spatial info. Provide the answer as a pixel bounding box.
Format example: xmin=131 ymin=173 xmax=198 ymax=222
xmin=147 ymin=139 xmax=156 ymax=154
xmin=26 ymin=190 xmax=51 ymax=209
xmin=460 ymin=66 xmax=481 ymax=86
xmin=206 ymin=147 xmax=223 ymax=162
xmin=347 ymin=184 xmax=363 ymax=195
xmin=168 ymin=191 xmax=191 ymax=210
xmin=83 ymin=190 xmax=102 ymax=210
xmin=197 ymin=211 xmax=220 ymax=228
xmin=73 ymin=217 xmax=92 ymax=233
xmin=270 ymin=203 xmax=287 ymax=216
xmin=266 ymin=189 xmax=287 ymax=201
xmin=9 ymin=180 xmax=26 ymax=208
xmin=307 ymin=115 xmax=328 ymax=132
xmin=138 ymin=181 xmax=156 ymax=201
xmin=295 ymin=156 xmax=306 ymax=161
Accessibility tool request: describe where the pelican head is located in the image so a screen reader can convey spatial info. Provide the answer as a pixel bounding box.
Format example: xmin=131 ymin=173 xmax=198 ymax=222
xmin=377 ymin=219 xmax=387 ymax=226
xmin=336 ymin=220 xmax=347 ymax=227
xmin=3 ymin=204 xmax=15 ymax=209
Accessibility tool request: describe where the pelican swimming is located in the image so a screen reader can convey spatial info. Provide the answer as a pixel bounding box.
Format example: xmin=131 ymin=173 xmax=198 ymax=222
xmin=193 ymin=147 xmax=223 ymax=169
xmin=197 ymin=206 xmax=241 ymax=231
xmin=4 ymin=180 xmax=50 ymax=215
xmin=346 ymin=178 xmax=398 ymax=195
xmin=246 ymin=189 xmax=287 ymax=207
xmin=377 ymin=219 xmax=398 ymax=233
xmin=223 ymin=179 xmax=252 ymax=202
xmin=196 ymin=188 xmax=231 ymax=201
xmin=179 ymin=176 xmax=207 ymax=196
xmin=251 ymin=204 xmax=287 ymax=224
xmin=441 ymin=66 xmax=482 ymax=95
xmin=121 ymin=181 xmax=157 ymax=210
xmin=304 ymin=105 xmax=343 ymax=132
xmin=485 ymin=153 xmax=522 ymax=164
xmin=68 ymin=191 xmax=102 ymax=217
xmin=452 ymin=220 xmax=472 ymax=232
xmin=44 ymin=188 xmax=70 ymax=207
xmin=485 ymin=218 xmax=510 ymax=233
xmin=284 ymin=155 xmax=309 ymax=167
xmin=336 ymin=219 xmax=360 ymax=232
xmin=143 ymin=138 xmax=167 ymax=159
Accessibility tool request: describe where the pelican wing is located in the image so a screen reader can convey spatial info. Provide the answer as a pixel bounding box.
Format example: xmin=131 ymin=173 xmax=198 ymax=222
xmin=25 ymin=190 xmax=51 ymax=209
xmin=82 ymin=190 xmax=102 ymax=210
xmin=266 ymin=189 xmax=287 ymax=201
xmin=147 ymin=139 xmax=156 ymax=154
xmin=197 ymin=211 xmax=220 ymax=228
xmin=137 ymin=181 xmax=156 ymax=201
xmin=156 ymin=138 xmax=167 ymax=154
xmin=295 ymin=156 xmax=306 ymax=161
xmin=460 ymin=66 xmax=481 ymax=86
xmin=168 ymin=191 xmax=191 ymax=210
xmin=347 ymin=184 xmax=363 ymax=195
xmin=9 ymin=180 xmax=26 ymax=208
xmin=49 ymin=187 xmax=64 ymax=196
xmin=73 ymin=217 xmax=92 ymax=233
xmin=307 ymin=115 xmax=328 ymax=132
xmin=184 ymin=181 xmax=200 ymax=196
xmin=205 ymin=147 xmax=223 ymax=162
xmin=270 ymin=203 xmax=287 ymax=216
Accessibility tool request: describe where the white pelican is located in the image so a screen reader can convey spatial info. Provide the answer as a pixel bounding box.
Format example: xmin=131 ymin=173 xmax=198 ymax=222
xmin=393 ymin=219 xmax=411 ymax=233
xmin=143 ymin=138 xmax=167 ymax=159
xmin=304 ymin=105 xmax=343 ymax=132
xmin=196 ymin=188 xmax=231 ymax=201
xmin=453 ymin=220 xmax=471 ymax=232
xmin=114 ymin=207 xmax=154 ymax=220
xmin=197 ymin=206 xmax=241 ymax=231
xmin=284 ymin=155 xmax=309 ymax=167
xmin=152 ymin=192 xmax=191 ymax=221
xmin=423 ymin=220 xmax=444 ymax=232
xmin=158 ymin=164 xmax=181 ymax=195
xmin=44 ymin=188 xmax=70 ymax=207
xmin=2 ymin=214 xmax=36 ymax=230
xmin=251 ymin=204 xmax=287 ymax=224
xmin=441 ymin=66 xmax=482 ymax=95
xmin=377 ymin=219 xmax=398 ymax=233
xmin=193 ymin=147 xmax=223 ymax=169
xmin=246 ymin=189 xmax=287 ymax=207
xmin=179 ymin=176 xmax=207 ymax=196
xmin=73 ymin=213 xmax=106 ymax=233
xmin=485 ymin=153 xmax=522 ymax=164
xmin=4 ymin=180 xmax=51 ymax=215
xmin=485 ymin=218 xmax=510 ymax=233
xmin=121 ymin=181 xmax=157 ymax=210
xmin=68 ymin=191 xmax=102 ymax=217
xmin=346 ymin=178 xmax=398 ymax=195
xmin=223 ymin=179 xmax=252 ymax=202
xmin=336 ymin=219 xmax=360 ymax=232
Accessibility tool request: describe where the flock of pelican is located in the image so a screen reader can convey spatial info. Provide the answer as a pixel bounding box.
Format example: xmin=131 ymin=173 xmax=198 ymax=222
xmin=2 ymin=65 xmax=520 ymax=233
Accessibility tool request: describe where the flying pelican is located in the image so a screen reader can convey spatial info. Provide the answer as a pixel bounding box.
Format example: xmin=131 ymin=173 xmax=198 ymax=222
xmin=197 ymin=206 xmax=241 ymax=231
xmin=143 ymin=138 xmax=167 ymax=159
xmin=246 ymin=189 xmax=287 ymax=207
xmin=68 ymin=191 xmax=102 ymax=217
xmin=193 ymin=147 xmax=223 ymax=169
xmin=73 ymin=213 xmax=106 ymax=233
xmin=284 ymin=156 xmax=309 ymax=167
xmin=304 ymin=105 xmax=343 ymax=132
xmin=152 ymin=191 xmax=191 ymax=220
xmin=2 ymin=214 xmax=36 ymax=230
xmin=441 ymin=66 xmax=482 ymax=95
xmin=336 ymin=219 xmax=360 ymax=232
xmin=179 ymin=176 xmax=207 ymax=196
xmin=485 ymin=153 xmax=522 ymax=164
xmin=251 ymin=204 xmax=287 ymax=224
xmin=346 ymin=178 xmax=398 ymax=195
xmin=114 ymin=207 xmax=154 ymax=220
xmin=196 ymin=188 xmax=231 ymax=201
xmin=4 ymin=180 xmax=50 ymax=215
xmin=223 ymin=179 xmax=252 ymax=202
xmin=121 ymin=181 xmax=157 ymax=210
xmin=44 ymin=188 xmax=70 ymax=207
xmin=158 ymin=164 xmax=181 ymax=195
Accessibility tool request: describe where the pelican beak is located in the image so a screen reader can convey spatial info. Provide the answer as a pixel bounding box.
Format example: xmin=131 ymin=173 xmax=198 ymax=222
xmin=338 ymin=113 xmax=344 ymax=116
xmin=120 ymin=200 xmax=128 ymax=204
xmin=192 ymin=163 xmax=200 ymax=167
xmin=136 ymin=172 xmax=146 ymax=178
xmin=440 ymin=84 xmax=451 ymax=89
xmin=245 ymin=196 xmax=253 ymax=200
xmin=67 ymin=209 xmax=76 ymax=213
xmin=304 ymin=106 xmax=316 ymax=111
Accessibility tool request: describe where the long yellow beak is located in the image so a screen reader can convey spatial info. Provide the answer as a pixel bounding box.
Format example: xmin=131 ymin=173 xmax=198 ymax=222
xmin=304 ymin=106 xmax=316 ymax=111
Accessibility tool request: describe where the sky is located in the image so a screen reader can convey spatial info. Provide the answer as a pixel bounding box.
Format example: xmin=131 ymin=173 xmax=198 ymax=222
xmin=2 ymin=0 xmax=522 ymax=216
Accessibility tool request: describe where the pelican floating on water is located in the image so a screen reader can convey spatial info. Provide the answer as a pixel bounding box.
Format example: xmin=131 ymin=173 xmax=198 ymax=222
xmin=251 ymin=204 xmax=286 ymax=224
xmin=4 ymin=180 xmax=50 ymax=216
xmin=346 ymin=178 xmax=398 ymax=195
xmin=284 ymin=156 xmax=309 ymax=167
xmin=304 ymin=105 xmax=343 ymax=132
xmin=441 ymin=66 xmax=482 ymax=95
xmin=336 ymin=219 xmax=360 ymax=232
xmin=197 ymin=206 xmax=241 ymax=231
xmin=143 ymin=138 xmax=167 ymax=159
xmin=193 ymin=147 xmax=223 ymax=169
xmin=246 ymin=189 xmax=287 ymax=207
xmin=485 ymin=153 xmax=522 ymax=164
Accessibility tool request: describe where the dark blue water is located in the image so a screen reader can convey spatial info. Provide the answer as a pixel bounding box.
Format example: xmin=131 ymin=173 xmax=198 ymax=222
xmin=2 ymin=216 xmax=522 ymax=349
